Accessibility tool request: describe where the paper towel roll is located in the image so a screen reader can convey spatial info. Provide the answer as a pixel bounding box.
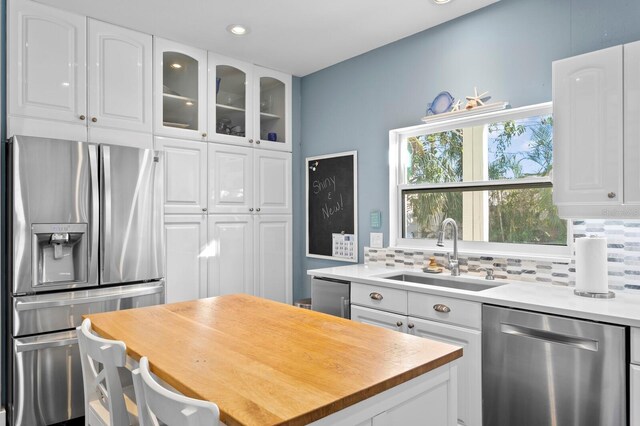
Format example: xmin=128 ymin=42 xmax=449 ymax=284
xmin=575 ymin=236 xmax=608 ymax=294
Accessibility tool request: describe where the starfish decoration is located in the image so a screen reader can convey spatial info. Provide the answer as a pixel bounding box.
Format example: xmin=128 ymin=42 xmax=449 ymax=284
xmin=465 ymin=87 xmax=491 ymax=109
xmin=450 ymin=99 xmax=462 ymax=112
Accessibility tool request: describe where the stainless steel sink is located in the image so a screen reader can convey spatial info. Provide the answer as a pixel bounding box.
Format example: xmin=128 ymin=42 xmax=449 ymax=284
xmin=379 ymin=273 xmax=504 ymax=292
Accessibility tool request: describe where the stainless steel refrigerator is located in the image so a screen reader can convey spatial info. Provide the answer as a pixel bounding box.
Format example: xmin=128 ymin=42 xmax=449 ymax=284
xmin=7 ymin=136 xmax=165 ymax=425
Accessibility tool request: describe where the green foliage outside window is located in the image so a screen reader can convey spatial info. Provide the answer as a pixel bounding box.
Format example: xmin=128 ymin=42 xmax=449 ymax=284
xmin=404 ymin=116 xmax=567 ymax=246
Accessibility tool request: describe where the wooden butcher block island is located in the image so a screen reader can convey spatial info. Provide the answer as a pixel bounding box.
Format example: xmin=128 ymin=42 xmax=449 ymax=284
xmin=86 ymin=294 xmax=462 ymax=426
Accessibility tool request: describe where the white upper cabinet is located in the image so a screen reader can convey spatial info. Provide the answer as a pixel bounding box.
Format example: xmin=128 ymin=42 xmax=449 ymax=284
xmin=87 ymin=19 xmax=152 ymax=146
xmin=254 ymin=215 xmax=292 ymax=304
xmin=254 ymin=66 xmax=292 ymax=152
xmin=154 ymin=37 xmax=207 ymax=141
xmin=155 ymin=137 xmax=208 ymax=215
xmin=208 ymin=53 xmax=253 ymax=146
xmin=8 ymin=0 xmax=87 ymax=140
xmin=624 ymin=41 xmax=640 ymax=205
xmin=255 ymin=150 xmax=292 ymax=214
xmin=208 ymin=144 xmax=254 ymax=214
xmin=208 ymin=56 xmax=292 ymax=152
xmin=552 ymin=45 xmax=623 ymax=212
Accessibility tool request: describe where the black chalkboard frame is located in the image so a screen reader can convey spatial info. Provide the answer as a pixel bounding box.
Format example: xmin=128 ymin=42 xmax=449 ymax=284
xmin=305 ymin=151 xmax=358 ymax=262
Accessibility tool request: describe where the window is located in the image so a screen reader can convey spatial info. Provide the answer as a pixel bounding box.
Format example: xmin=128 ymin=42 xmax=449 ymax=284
xmin=389 ymin=103 xmax=569 ymax=256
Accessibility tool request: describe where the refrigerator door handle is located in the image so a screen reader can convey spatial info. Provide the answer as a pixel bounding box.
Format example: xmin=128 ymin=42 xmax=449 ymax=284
xmin=88 ymin=144 xmax=99 ymax=284
xmin=15 ymin=284 xmax=164 ymax=311
xmin=500 ymin=323 xmax=599 ymax=351
xmin=101 ymin=145 xmax=112 ymax=278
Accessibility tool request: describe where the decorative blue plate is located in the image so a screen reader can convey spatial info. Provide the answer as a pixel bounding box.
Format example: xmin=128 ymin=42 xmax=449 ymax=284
xmin=426 ymin=91 xmax=454 ymax=116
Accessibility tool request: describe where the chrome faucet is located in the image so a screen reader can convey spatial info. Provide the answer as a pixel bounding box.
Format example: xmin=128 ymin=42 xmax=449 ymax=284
xmin=436 ymin=218 xmax=460 ymax=276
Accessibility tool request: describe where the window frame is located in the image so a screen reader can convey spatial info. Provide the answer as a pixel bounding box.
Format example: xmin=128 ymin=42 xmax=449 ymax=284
xmin=388 ymin=102 xmax=572 ymax=260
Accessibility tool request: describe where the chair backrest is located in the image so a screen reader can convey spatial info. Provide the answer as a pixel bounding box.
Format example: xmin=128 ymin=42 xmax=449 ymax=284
xmin=77 ymin=318 xmax=129 ymax=426
xmin=132 ymin=356 xmax=219 ymax=426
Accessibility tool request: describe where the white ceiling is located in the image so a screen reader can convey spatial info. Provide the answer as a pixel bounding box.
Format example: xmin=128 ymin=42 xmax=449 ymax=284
xmin=35 ymin=0 xmax=499 ymax=76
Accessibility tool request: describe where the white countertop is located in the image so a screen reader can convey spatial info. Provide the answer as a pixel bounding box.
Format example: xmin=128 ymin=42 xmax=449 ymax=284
xmin=308 ymin=264 xmax=640 ymax=328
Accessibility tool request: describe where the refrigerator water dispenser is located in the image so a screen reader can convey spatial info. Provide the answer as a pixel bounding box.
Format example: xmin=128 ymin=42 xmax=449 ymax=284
xmin=31 ymin=223 xmax=88 ymax=286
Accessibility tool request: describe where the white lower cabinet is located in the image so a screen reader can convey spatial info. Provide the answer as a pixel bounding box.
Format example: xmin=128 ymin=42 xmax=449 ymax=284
xmin=207 ymin=215 xmax=254 ymax=297
xmin=351 ymin=305 xmax=407 ymax=333
xmin=632 ymin=364 xmax=639 ymax=426
xmin=409 ymin=318 xmax=480 ymax=426
xmin=351 ymin=284 xmax=481 ymax=426
xmin=206 ymin=214 xmax=291 ymax=303
xmin=164 ymin=215 xmax=207 ymax=303
xmin=254 ymin=215 xmax=292 ymax=304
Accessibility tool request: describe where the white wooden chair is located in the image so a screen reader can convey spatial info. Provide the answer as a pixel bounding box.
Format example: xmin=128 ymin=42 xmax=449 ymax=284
xmin=77 ymin=318 xmax=138 ymax=426
xmin=132 ymin=356 xmax=220 ymax=426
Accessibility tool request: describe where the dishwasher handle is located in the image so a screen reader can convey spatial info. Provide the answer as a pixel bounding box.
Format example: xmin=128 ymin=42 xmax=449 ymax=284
xmin=500 ymin=323 xmax=599 ymax=352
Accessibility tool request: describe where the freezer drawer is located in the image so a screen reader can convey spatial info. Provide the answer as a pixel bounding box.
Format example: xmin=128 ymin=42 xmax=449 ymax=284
xmin=13 ymin=281 xmax=164 ymax=336
xmin=311 ymin=277 xmax=350 ymax=319
xmin=483 ymin=305 xmax=626 ymax=426
xmin=11 ymin=330 xmax=83 ymax=426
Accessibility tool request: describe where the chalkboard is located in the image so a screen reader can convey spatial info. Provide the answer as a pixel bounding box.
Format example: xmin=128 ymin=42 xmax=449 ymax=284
xmin=306 ymin=151 xmax=358 ymax=262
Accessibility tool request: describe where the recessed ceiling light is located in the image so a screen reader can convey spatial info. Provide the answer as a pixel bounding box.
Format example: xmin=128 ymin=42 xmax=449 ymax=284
xmin=170 ymin=63 xmax=182 ymax=69
xmin=227 ymin=24 xmax=249 ymax=36
xmin=433 ymin=0 xmax=451 ymax=4
xmin=185 ymin=101 xmax=194 ymax=106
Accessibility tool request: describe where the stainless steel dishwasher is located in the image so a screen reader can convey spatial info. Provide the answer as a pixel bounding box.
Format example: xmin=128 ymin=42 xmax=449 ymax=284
xmin=483 ymin=305 xmax=627 ymax=426
xmin=311 ymin=276 xmax=350 ymax=319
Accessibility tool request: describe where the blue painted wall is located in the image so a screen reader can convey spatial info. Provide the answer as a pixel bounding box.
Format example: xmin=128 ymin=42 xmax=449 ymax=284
xmin=293 ymin=0 xmax=640 ymax=301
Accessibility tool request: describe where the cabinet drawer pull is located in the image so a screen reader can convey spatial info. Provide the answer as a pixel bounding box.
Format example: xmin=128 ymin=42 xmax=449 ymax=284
xmin=433 ymin=304 xmax=451 ymax=313
xmin=407 ymin=323 xmax=415 ymax=329
xmin=369 ymin=292 xmax=383 ymax=301
xmin=396 ymin=321 xmax=403 ymax=327
xmin=608 ymin=192 xmax=616 ymax=199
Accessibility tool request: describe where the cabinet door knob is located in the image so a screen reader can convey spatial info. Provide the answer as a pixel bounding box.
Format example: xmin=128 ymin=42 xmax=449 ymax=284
xmin=256 ymin=208 xmax=261 ymax=212
xmin=407 ymin=323 xmax=415 ymax=329
xmin=202 ymin=132 xmax=207 ymax=138
xmin=396 ymin=321 xmax=403 ymax=327
xmin=202 ymin=208 xmax=207 ymax=212
xmin=608 ymin=192 xmax=616 ymax=199
xmin=91 ymin=117 xmax=97 ymax=123
xmin=249 ymin=139 xmax=254 ymax=144
xmin=79 ymin=115 xmax=86 ymax=121
xmin=256 ymin=140 xmax=261 ymax=145
xmin=433 ymin=304 xmax=451 ymax=313
xmin=249 ymin=208 xmax=254 ymax=212
xmin=369 ymin=292 xmax=383 ymax=301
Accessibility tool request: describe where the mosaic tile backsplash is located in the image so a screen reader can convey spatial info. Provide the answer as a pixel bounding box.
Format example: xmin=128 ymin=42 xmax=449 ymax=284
xmin=364 ymin=220 xmax=640 ymax=292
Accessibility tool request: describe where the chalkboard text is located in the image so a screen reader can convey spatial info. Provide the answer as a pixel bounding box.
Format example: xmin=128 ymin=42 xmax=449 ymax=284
xmin=322 ymin=193 xmax=344 ymax=220
xmin=313 ymin=176 xmax=336 ymax=195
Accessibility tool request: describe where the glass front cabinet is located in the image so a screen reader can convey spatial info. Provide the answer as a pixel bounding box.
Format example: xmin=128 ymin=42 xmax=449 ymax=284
xmin=254 ymin=66 xmax=292 ymax=152
xmin=208 ymin=54 xmax=253 ymax=146
xmin=154 ymin=37 xmax=208 ymax=140
xmin=208 ymin=54 xmax=292 ymax=152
